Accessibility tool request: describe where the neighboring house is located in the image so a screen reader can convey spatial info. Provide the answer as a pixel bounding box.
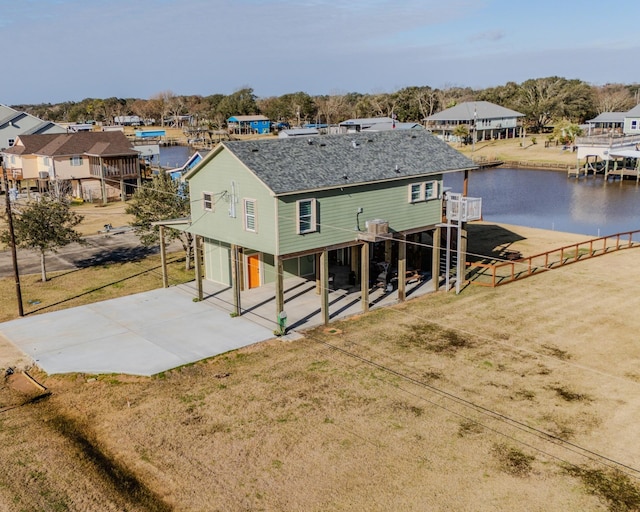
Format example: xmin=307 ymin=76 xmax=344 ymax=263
xmin=1 ymin=131 xmax=140 ymax=202
xmin=164 ymin=115 xmax=193 ymax=128
xmin=424 ymin=101 xmax=524 ymax=142
xmin=114 ymin=115 xmax=142 ymax=126
xmin=278 ymin=127 xmax=320 ymax=138
xmin=167 ymin=151 xmax=204 ymax=180
xmin=585 ymin=112 xmax=626 ymax=136
xmin=576 ymin=105 xmax=640 ymax=166
xmin=339 ymin=117 xmax=395 ymax=133
xmin=339 ymin=117 xmax=422 ymax=133
xmin=361 ymin=121 xmax=423 ymax=132
xmin=227 ymin=115 xmax=271 ymax=135
xmin=0 ymin=104 xmax=66 ymax=150
xmin=623 ymin=104 xmax=640 ymax=135
xmin=184 ymin=129 xmax=476 ymax=324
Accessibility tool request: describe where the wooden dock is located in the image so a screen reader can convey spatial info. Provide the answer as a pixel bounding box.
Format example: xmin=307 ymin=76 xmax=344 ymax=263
xmin=568 ymin=154 xmax=640 ymax=182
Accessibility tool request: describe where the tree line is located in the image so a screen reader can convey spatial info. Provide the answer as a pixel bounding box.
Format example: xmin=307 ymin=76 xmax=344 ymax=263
xmin=12 ymin=77 xmax=640 ymax=134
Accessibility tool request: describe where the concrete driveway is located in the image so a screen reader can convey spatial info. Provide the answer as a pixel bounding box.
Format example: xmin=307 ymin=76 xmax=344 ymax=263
xmin=0 ymin=271 xmax=434 ymax=376
xmin=0 ymin=286 xmax=283 ymax=376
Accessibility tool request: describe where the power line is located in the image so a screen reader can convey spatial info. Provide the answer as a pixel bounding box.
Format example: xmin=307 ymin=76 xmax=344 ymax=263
xmin=297 ymin=326 xmax=640 ymax=479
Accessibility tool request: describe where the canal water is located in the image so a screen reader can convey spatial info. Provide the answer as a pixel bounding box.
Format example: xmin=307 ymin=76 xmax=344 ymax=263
xmin=444 ymin=168 xmax=640 ymax=237
xmin=161 ymin=145 xmax=640 ymax=237
xmin=159 ymin=145 xmax=194 ymax=169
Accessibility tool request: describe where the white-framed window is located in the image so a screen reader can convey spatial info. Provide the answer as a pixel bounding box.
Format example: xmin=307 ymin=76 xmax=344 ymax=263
xmin=424 ymin=181 xmax=437 ymax=200
xmin=296 ymin=198 xmax=317 ymax=234
xmin=408 ymin=180 xmax=438 ymax=203
xmin=70 ymin=156 xmax=83 ymax=166
xmin=409 ymin=183 xmax=422 ymax=203
xmin=202 ymin=191 xmax=213 ymax=211
xmin=42 ymin=156 xmax=50 ymax=167
xmin=243 ymin=198 xmax=257 ymax=232
xmin=10 ymin=155 xmax=15 ymax=164
xmin=632 ymin=120 xmax=638 ymax=130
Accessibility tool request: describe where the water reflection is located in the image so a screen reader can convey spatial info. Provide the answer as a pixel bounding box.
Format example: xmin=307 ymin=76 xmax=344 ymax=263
xmin=444 ymin=168 xmax=640 ymax=236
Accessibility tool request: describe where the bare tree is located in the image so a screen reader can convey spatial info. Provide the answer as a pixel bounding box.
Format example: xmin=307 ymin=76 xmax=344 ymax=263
xmin=315 ymin=93 xmax=349 ymax=126
xmin=593 ymin=84 xmax=635 ymax=114
xmin=151 ymin=90 xmax=177 ymax=127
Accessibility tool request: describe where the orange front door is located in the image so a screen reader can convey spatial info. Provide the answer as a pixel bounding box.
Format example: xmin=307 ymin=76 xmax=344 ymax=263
xmin=247 ymin=254 xmax=261 ymax=289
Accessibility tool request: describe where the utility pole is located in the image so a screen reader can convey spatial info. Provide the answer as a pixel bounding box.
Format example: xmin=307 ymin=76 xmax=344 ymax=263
xmin=2 ymin=165 xmax=24 ymax=317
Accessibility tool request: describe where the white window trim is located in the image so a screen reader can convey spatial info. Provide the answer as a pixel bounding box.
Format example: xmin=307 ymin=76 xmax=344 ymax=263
xmin=202 ymin=191 xmax=213 ymax=211
xmin=409 ymin=183 xmax=422 ymax=203
xmin=296 ymin=198 xmax=317 ymax=234
xmin=243 ymin=198 xmax=257 ymax=232
xmin=424 ymin=180 xmax=438 ymax=200
xmin=70 ymin=155 xmax=83 ymax=166
xmin=408 ymin=180 xmax=439 ymax=203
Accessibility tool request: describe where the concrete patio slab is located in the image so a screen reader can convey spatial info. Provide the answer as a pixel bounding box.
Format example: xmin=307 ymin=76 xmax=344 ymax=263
xmin=0 ymin=287 xmax=279 ymax=376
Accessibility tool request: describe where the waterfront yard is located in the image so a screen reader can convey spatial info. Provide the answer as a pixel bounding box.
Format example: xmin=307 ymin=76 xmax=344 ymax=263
xmin=1 ymin=223 xmax=639 ymax=511
xmin=456 ymin=135 xmax=579 ymax=167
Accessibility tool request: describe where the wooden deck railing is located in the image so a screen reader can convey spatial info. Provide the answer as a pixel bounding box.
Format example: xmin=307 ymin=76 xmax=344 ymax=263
xmin=466 ymin=230 xmax=640 ymax=287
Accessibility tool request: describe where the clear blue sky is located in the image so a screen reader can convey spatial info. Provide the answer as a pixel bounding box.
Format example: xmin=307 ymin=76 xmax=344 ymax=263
xmin=3 ymin=0 xmax=638 ymax=105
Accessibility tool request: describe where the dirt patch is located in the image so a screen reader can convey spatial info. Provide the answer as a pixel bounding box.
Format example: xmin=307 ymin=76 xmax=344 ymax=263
xmin=0 ymin=370 xmax=49 ymax=412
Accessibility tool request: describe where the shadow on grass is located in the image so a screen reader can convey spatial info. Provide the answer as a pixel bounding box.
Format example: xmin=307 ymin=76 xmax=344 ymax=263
xmin=72 ymin=246 xmax=160 ymax=268
xmin=466 ymin=223 xmax=527 ymax=263
xmin=47 ymin=267 xmax=84 ymax=280
xmin=27 ymin=257 xmax=186 ymax=316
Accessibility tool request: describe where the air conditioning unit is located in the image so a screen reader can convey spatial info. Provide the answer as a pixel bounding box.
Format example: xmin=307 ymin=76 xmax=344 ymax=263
xmin=366 ymin=219 xmax=389 ymax=235
xmin=39 ymin=171 xmax=49 ymax=179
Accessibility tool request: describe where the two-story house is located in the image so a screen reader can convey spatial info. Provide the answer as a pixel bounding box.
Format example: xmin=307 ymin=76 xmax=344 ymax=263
xmin=184 ymin=129 xmax=476 ymax=325
xmin=424 ymin=101 xmax=524 ymax=142
xmin=227 ymin=115 xmax=271 ymax=135
xmin=1 ymin=131 xmax=140 ymax=201
xmin=0 ymin=104 xmax=66 ymax=150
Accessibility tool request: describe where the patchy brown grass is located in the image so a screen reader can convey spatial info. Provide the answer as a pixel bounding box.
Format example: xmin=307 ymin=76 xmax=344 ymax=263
xmin=456 ymin=136 xmax=578 ymax=166
xmin=0 ymin=253 xmax=193 ymax=323
xmin=1 ymin=225 xmax=640 ymax=510
xmin=0 ymin=200 xmax=134 ymax=241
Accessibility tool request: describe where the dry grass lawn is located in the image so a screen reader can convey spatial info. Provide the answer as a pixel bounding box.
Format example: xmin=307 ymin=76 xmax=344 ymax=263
xmin=456 ymin=136 xmax=579 ymax=167
xmin=0 ymin=200 xmax=134 ymax=242
xmin=0 ymin=253 xmax=193 ymax=324
xmin=1 ymin=223 xmax=639 ymax=511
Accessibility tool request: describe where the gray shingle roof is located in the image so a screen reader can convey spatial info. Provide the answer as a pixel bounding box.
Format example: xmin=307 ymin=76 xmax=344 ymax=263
xmin=426 ymin=101 xmax=524 ymax=122
xmin=586 ymin=112 xmax=626 ymax=123
xmin=217 ymin=129 xmax=476 ymax=195
xmin=228 ymin=115 xmax=270 ymax=122
xmin=361 ymin=122 xmax=423 ymax=132
xmin=626 ymin=104 xmax=640 ymax=117
xmin=339 ymin=117 xmax=394 ymax=126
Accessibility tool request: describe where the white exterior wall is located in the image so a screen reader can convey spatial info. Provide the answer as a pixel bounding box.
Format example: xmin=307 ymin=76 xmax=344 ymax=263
xmin=624 ymin=117 xmax=640 ymax=135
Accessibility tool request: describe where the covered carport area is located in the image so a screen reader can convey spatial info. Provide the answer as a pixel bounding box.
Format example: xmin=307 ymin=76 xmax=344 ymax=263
xmin=156 ymin=220 xmax=446 ymax=333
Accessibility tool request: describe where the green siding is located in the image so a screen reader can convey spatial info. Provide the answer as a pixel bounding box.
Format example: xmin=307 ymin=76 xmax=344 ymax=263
xmin=277 ymin=177 xmax=443 ymax=255
xmin=189 ymin=151 xmax=278 ymax=254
